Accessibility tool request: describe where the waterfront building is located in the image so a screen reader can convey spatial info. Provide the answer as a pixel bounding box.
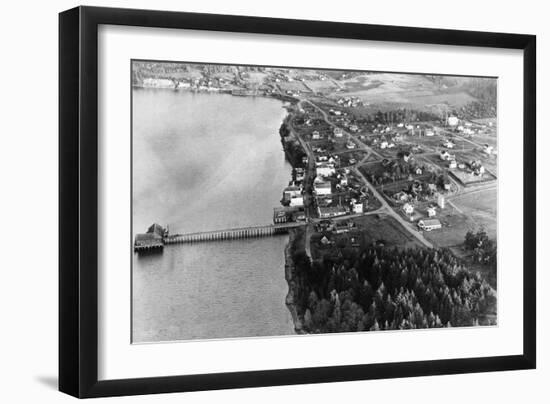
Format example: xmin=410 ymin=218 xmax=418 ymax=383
xmin=134 ymin=223 xmax=167 ymax=252
xmin=283 ymin=184 xmax=302 ymax=202
xmin=290 ymin=196 xmax=304 ymax=207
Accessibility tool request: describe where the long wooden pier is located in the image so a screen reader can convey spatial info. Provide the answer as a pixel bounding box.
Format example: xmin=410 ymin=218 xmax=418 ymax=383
xmin=164 ymin=223 xmax=304 ymax=245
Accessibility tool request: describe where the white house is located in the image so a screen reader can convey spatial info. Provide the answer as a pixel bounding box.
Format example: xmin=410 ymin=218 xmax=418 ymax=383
xmin=440 ymin=150 xmax=455 ymax=161
xmin=353 ymin=202 xmax=364 ymax=214
xmin=333 ymin=127 xmax=344 ymax=138
xmin=402 ymin=203 xmax=414 ymax=215
xmin=427 ymin=206 xmax=437 ymax=217
xmin=317 ymin=163 xmax=335 ymax=178
xmin=312 ymin=131 xmax=321 ymax=140
xmin=449 ymin=160 xmax=457 ymax=169
xmin=447 ymin=116 xmax=459 ymax=126
xmin=339 ymin=175 xmax=349 ymax=186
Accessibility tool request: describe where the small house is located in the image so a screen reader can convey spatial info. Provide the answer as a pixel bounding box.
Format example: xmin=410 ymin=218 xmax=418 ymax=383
xmin=353 ymin=202 xmax=364 ymax=214
xmin=402 ymin=203 xmax=414 ymax=215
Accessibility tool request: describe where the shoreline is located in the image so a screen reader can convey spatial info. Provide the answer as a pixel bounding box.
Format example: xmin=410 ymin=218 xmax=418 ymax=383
xmin=284 ymin=228 xmax=305 ymax=334
xmin=132 ymin=84 xmax=299 ymax=103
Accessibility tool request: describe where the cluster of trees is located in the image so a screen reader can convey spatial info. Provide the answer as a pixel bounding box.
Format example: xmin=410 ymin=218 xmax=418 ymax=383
xmin=290 ymin=243 xmax=496 ymax=334
xmin=363 ymin=160 xmax=422 ymax=186
xmin=279 ymin=122 xmax=306 ymax=168
xmin=464 ymin=228 xmax=497 ymax=267
xmin=459 ymin=101 xmax=497 ymax=119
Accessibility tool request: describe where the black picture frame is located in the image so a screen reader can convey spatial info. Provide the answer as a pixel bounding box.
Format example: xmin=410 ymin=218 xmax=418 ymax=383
xmin=59 ymin=5 xmax=536 ymax=398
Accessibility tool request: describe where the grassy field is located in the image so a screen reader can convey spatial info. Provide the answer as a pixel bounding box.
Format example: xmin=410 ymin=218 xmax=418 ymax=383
xmin=450 ymin=187 xmax=497 ymax=239
xmin=354 ymin=214 xmax=424 ymax=248
xmin=422 ymin=187 xmax=497 ymax=248
xmin=277 ymin=81 xmax=311 ymax=93
xmin=305 ymin=80 xmax=338 ymax=92
xmin=334 ymin=73 xmax=478 ymax=111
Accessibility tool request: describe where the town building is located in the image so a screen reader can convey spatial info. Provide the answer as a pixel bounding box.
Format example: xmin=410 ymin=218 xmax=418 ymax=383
xmin=273 ymin=206 xmax=300 ymax=224
xmin=318 ymin=206 xmax=347 ymax=219
xmin=316 ymin=163 xmax=335 ymax=178
xmin=283 ymin=184 xmax=302 ymax=202
xmin=314 ymin=181 xmax=332 ymax=196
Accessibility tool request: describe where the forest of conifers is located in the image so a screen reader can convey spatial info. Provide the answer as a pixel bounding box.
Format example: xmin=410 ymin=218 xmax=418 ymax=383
xmin=290 ymin=239 xmax=497 ymax=333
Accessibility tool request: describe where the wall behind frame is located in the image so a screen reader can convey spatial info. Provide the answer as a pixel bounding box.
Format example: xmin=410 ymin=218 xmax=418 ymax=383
xmin=0 ymin=0 xmax=545 ymax=403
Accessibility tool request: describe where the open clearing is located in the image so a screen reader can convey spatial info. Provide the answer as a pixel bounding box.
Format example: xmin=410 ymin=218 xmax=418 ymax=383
xmin=450 ymin=187 xmax=497 ymax=239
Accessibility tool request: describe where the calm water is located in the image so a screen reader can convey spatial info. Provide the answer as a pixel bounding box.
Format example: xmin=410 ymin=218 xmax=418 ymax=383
xmin=132 ymin=89 xmax=294 ymax=342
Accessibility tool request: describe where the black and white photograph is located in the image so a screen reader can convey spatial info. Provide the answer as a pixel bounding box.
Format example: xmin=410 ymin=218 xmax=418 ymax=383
xmin=131 ymin=61 xmax=498 ymax=343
